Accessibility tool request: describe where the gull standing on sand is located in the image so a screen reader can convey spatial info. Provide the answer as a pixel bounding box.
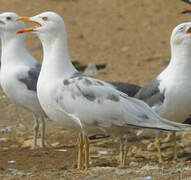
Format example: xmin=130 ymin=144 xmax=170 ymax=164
xmin=0 ymin=12 xmax=141 ymax=148
xmin=15 ymin=12 xmax=191 ymax=170
xmin=135 ymin=22 xmax=191 ymax=162
xmin=0 ymin=12 xmax=46 ymax=148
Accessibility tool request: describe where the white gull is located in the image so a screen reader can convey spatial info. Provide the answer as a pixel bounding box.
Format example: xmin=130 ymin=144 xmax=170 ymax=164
xmin=135 ymin=22 xmax=191 ymax=162
xmin=16 ymin=12 xmax=191 ymax=170
xmin=0 ymin=12 xmax=46 ymax=148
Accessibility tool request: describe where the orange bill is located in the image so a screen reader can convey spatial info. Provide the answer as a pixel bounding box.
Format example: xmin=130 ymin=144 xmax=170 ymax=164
xmin=15 ymin=17 xmax=41 ymax=33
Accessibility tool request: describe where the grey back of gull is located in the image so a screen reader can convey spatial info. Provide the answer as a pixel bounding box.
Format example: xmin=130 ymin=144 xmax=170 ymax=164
xmin=18 ymin=63 xmax=41 ymax=91
xmin=134 ymin=79 xmax=165 ymax=107
xmin=108 ymin=81 xmax=141 ymax=97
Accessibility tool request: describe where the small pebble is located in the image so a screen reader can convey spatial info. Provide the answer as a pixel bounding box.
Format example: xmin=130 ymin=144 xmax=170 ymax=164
xmin=121 ymin=46 xmax=129 ymax=52
xmin=97 ymin=150 xmax=114 ymax=155
xmin=8 ymin=160 xmax=16 ymax=164
xmin=129 ymin=161 xmax=139 ymax=167
xmin=144 ymin=176 xmax=152 ymax=180
xmin=54 ymin=149 xmax=67 ymax=152
xmin=0 ymin=138 xmax=8 ymax=142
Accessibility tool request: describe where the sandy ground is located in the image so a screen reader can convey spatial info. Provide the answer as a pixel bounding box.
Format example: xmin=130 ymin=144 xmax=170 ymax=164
xmin=0 ymin=0 xmax=191 ymax=179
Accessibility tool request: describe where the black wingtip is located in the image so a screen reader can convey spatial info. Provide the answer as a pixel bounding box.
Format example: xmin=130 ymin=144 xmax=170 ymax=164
xmin=89 ymin=134 xmax=110 ymax=140
xmin=181 ymin=8 xmax=191 ymax=14
xmin=183 ymin=116 xmax=191 ymax=124
xmin=181 ymin=0 xmax=191 ymax=5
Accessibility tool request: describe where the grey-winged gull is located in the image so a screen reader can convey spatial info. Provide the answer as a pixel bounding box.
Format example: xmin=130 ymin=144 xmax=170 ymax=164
xmin=135 ymin=22 xmax=191 ymax=162
xmin=15 ymin=12 xmax=191 ymax=170
xmin=0 ymin=12 xmax=46 ymax=148
xmin=0 ymin=12 xmax=141 ymax=149
xmin=89 ymin=82 xmax=141 ymax=141
xmin=108 ymin=82 xmax=140 ymax=97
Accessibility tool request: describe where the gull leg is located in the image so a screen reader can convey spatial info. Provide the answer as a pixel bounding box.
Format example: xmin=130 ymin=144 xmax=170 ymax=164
xmin=172 ymin=132 xmax=178 ymax=161
xmin=119 ymin=137 xmax=128 ymax=166
xmin=77 ymin=134 xmax=83 ymax=170
xmin=119 ymin=138 xmax=124 ymax=166
xmin=122 ymin=137 xmax=128 ymax=166
xmin=40 ymin=116 xmax=46 ymax=148
xmin=84 ymin=135 xmax=89 ymax=171
xmin=163 ymin=132 xmax=172 ymax=143
xmin=155 ymin=134 xmax=163 ymax=163
xmin=33 ymin=114 xmax=39 ymax=149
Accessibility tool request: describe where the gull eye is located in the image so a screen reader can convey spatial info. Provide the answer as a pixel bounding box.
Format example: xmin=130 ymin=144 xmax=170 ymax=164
xmin=42 ymin=17 xmax=48 ymax=21
xmin=6 ymin=17 xmax=12 ymax=20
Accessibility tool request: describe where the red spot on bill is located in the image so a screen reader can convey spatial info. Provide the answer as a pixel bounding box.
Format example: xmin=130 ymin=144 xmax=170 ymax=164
xmin=16 ymin=29 xmax=25 ymax=34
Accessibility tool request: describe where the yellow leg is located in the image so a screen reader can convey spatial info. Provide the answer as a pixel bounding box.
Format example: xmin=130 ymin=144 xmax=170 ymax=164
xmin=84 ymin=136 xmax=89 ymax=171
xmin=155 ymin=135 xmax=163 ymax=163
xmin=172 ymin=132 xmax=178 ymax=161
xmin=77 ymin=134 xmax=83 ymax=170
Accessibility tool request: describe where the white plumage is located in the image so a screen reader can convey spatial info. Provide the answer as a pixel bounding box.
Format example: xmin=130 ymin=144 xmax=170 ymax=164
xmin=0 ymin=12 xmax=46 ymax=148
xmin=135 ymin=22 xmax=191 ymax=162
xmin=16 ymin=12 xmax=191 ymax=170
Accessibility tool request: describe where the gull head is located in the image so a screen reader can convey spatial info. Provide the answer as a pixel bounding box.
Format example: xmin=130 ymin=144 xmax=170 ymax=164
xmin=15 ymin=11 xmax=66 ymax=41
xmin=171 ymin=22 xmax=191 ymax=47
xmin=0 ymin=12 xmax=25 ymax=34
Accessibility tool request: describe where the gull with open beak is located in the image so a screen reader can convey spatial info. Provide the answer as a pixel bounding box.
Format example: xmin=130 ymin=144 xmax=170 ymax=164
xmin=15 ymin=12 xmax=191 ymax=170
xmin=0 ymin=12 xmax=140 ymax=151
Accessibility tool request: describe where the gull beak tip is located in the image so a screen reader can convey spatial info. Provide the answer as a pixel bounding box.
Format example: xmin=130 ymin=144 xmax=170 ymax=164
xmin=16 ymin=29 xmax=25 ymax=34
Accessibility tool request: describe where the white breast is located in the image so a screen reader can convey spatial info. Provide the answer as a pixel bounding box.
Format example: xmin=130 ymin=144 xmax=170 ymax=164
xmin=157 ymin=66 xmax=191 ymax=122
xmin=37 ymin=74 xmax=80 ymax=131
